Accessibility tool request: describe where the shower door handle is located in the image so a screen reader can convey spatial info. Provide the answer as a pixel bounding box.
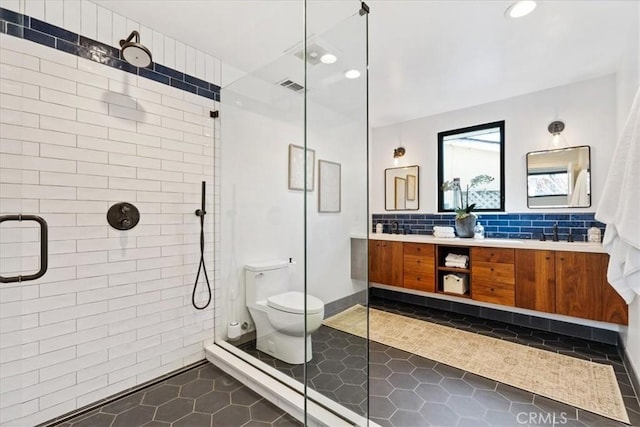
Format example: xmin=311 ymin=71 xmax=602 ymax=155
xmin=0 ymin=215 xmax=48 ymax=284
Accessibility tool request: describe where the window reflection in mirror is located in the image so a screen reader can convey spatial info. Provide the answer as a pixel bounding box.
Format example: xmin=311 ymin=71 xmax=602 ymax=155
xmin=526 ymin=145 xmax=591 ymax=208
xmin=438 ymin=121 xmax=505 ymax=212
xmin=385 ymin=165 xmax=419 ymax=210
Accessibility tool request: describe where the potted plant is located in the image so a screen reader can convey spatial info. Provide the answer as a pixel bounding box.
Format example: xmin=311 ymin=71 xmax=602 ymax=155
xmin=441 ymin=174 xmax=494 ymax=237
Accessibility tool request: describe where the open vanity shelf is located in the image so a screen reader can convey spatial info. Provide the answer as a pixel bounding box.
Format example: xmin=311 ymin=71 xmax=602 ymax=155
xmin=436 ymin=245 xmax=471 ymax=298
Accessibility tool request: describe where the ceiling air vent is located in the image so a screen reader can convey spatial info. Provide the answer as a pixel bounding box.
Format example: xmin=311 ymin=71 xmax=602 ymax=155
xmin=279 ymin=79 xmax=304 ymax=92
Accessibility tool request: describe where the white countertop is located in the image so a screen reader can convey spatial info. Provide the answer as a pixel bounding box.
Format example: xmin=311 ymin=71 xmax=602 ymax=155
xmin=361 ymin=233 xmax=605 ymax=253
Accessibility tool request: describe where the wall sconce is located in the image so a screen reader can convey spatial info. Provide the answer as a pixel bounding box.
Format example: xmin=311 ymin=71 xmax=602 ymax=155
xmin=393 ymin=147 xmax=405 ymax=166
xmin=548 ymin=120 xmax=566 ymax=147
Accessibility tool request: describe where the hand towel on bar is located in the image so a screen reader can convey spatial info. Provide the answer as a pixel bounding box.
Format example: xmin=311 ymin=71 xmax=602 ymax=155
xmin=595 ymin=86 xmax=640 ymax=303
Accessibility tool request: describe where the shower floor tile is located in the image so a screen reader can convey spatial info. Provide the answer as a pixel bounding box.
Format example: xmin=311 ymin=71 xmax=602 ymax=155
xmin=52 ymin=363 xmax=301 ymax=427
xmin=237 ymin=295 xmax=640 ymax=427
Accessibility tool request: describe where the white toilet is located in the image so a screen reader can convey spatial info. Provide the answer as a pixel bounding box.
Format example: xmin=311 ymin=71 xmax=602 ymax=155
xmin=245 ymin=260 xmax=324 ymax=364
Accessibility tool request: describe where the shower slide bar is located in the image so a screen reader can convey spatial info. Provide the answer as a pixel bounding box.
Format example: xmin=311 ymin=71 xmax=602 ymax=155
xmin=0 ymin=214 xmax=48 ymax=283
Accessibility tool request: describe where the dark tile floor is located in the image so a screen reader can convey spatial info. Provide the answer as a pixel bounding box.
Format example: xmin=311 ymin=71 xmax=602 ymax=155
xmin=54 ymin=363 xmax=301 ymax=427
xmin=238 ymin=296 xmax=640 ymax=427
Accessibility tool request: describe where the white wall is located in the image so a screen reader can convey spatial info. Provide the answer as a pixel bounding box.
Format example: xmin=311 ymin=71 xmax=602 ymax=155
xmin=217 ymin=87 xmax=367 ymax=340
xmin=371 ymin=74 xmax=617 ymax=214
xmin=0 ymin=4 xmax=219 ymax=426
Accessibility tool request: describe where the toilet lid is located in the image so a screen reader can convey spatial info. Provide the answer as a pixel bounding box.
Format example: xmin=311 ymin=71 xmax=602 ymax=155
xmin=267 ymin=292 xmax=323 ymax=315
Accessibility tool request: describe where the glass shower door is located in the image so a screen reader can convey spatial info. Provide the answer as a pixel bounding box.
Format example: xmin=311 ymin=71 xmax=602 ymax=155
xmin=215 ymin=1 xmax=369 ymax=424
xmin=305 ymin=1 xmax=370 ymax=422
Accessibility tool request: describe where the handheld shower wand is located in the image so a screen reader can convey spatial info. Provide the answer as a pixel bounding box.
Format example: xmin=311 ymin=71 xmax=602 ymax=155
xmin=192 ymin=181 xmax=212 ymax=310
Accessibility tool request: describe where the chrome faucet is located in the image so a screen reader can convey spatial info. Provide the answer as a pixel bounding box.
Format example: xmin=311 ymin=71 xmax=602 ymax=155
xmin=552 ymin=222 xmax=559 ymax=242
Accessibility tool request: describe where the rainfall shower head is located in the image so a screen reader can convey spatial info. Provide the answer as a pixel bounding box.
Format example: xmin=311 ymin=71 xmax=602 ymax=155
xmin=119 ymin=31 xmax=152 ymax=68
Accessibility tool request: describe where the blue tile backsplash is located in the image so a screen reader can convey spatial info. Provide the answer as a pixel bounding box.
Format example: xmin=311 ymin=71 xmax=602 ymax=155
xmin=0 ymin=7 xmax=221 ymax=101
xmin=372 ymin=212 xmax=605 ymax=242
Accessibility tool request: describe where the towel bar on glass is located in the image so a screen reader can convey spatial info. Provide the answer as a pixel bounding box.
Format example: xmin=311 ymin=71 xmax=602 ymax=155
xmin=0 ymin=214 xmax=48 ymax=283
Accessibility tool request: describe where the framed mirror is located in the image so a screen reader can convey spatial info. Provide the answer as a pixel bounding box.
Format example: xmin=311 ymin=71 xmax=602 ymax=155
xmin=526 ymin=145 xmax=591 ymax=208
xmin=385 ymin=165 xmax=419 ymax=210
xmin=438 ymin=121 xmax=505 ymax=212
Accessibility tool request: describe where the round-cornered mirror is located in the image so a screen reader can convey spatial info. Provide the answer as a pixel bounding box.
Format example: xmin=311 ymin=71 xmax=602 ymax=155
xmin=526 ymin=145 xmax=591 ymax=208
xmin=385 ymin=165 xmax=419 ymax=210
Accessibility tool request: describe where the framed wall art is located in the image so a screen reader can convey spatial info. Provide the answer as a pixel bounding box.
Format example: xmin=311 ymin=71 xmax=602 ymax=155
xmin=288 ymin=144 xmax=315 ymax=191
xmin=318 ymin=160 xmax=341 ymax=213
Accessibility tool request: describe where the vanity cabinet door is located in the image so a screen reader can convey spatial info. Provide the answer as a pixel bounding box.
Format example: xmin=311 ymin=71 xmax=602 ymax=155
xmin=600 ymin=254 xmax=628 ymax=325
xmin=368 ymin=240 xmax=403 ymax=287
xmin=515 ymin=249 xmax=555 ymax=313
xmin=555 ymin=251 xmax=602 ymax=321
xmin=403 ymin=243 xmax=435 ymax=292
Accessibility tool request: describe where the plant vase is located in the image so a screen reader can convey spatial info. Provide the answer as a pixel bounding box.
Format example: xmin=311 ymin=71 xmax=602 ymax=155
xmin=455 ymin=214 xmax=477 ymax=238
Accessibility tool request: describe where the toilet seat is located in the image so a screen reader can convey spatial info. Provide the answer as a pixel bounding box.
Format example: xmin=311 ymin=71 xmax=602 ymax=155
xmin=267 ymin=291 xmax=323 ymax=315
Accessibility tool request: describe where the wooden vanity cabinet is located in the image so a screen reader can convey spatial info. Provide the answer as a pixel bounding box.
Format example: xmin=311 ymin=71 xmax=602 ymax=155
xmin=600 ymin=254 xmax=629 ymax=324
xmin=365 ymin=238 xmax=628 ymax=325
xmin=555 ymin=251 xmax=603 ymax=321
xmin=403 ymin=243 xmax=436 ymax=292
xmin=471 ymin=247 xmax=515 ymax=306
xmin=517 ymin=250 xmax=628 ymax=324
xmin=368 ymin=240 xmax=403 ymax=287
xmin=515 ymin=249 xmax=555 ymax=313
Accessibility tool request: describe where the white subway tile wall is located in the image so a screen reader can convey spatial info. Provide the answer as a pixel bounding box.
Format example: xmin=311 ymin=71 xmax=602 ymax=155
xmin=0 ymin=0 xmax=222 ymax=83
xmin=0 ymin=1 xmax=220 ymax=422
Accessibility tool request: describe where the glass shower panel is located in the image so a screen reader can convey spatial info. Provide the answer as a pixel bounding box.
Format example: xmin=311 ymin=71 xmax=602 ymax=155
xmin=216 ymin=1 xmax=369 ymax=424
xmin=305 ymin=1 xmax=369 ymax=420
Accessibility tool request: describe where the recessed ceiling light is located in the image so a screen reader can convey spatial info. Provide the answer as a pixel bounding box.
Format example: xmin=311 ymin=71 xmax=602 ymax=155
xmin=505 ymin=0 xmax=537 ymax=18
xmin=320 ymin=53 xmax=337 ymax=64
xmin=345 ymin=69 xmax=361 ymax=79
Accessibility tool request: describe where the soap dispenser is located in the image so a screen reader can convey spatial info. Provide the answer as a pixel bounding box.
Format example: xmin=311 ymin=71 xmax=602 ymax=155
xmin=587 ymin=223 xmax=601 ymax=243
xmin=473 ymin=221 xmax=485 ymax=239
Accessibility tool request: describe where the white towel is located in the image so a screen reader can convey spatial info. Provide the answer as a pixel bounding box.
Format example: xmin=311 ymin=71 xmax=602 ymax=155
xmin=433 ymin=226 xmax=455 ymax=233
xmin=446 ymin=253 xmax=469 ymax=263
xmin=433 ymin=231 xmax=456 ymax=238
xmin=595 ymin=86 xmax=640 ymax=304
xmin=445 ymin=261 xmax=468 ymax=268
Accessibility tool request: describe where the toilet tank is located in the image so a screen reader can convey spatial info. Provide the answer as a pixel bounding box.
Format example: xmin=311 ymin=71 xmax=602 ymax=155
xmin=245 ymin=260 xmax=289 ymax=304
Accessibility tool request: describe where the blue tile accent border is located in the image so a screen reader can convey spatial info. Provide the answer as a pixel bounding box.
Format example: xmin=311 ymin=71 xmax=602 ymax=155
xmin=0 ymin=7 xmax=221 ymax=102
xmin=372 ymin=212 xmax=605 ymax=242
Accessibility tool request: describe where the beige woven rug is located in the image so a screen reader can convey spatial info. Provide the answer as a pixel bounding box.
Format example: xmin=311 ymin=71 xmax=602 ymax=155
xmin=323 ymin=305 xmax=629 ymax=424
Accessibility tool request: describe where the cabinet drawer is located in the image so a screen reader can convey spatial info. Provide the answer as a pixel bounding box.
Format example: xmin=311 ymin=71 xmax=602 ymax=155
xmin=473 ymin=262 xmax=515 ymax=284
xmin=404 ymin=254 xmax=435 ymax=273
xmin=473 ymin=281 xmax=515 ymax=306
xmin=472 ymin=247 xmax=514 ymax=263
xmin=404 ymin=254 xmax=435 ymax=292
xmin=404 ymin=274 xmax=435 ymax=292
xmin=404 ymin=243 xmax=435 ymax=257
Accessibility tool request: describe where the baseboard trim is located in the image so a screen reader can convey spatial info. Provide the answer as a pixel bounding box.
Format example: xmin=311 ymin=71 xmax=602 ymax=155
xmin=370 ymin=287 xmax=620 ymax=345
xmin=38 ymin=360 xmax=208 ymax=426
xmin=324 ymin=290 xmax=368 ymax=319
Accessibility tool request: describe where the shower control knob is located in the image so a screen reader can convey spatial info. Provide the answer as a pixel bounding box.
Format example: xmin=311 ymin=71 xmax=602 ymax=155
xmin=107 ymin=202 xmax=140 ymax=231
